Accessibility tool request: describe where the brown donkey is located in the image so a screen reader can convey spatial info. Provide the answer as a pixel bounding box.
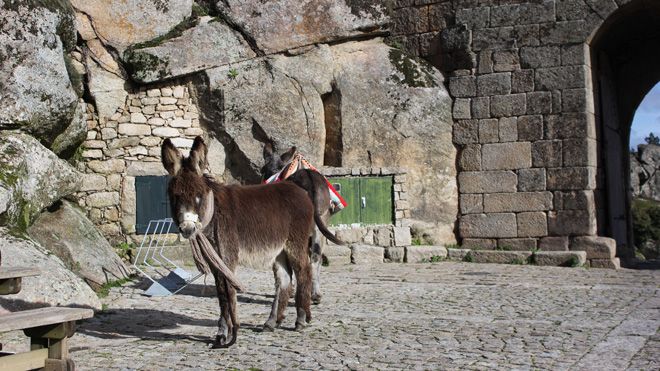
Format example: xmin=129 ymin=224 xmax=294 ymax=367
xmin=261 ymin=144 xmax=341 ymax=304
xmin=162 ymin=136 xmax=336 ymax=348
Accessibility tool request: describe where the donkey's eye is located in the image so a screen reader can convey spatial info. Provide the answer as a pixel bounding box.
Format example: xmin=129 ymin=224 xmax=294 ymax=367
xmin=195 ymin=196 xmax=201 ymax=205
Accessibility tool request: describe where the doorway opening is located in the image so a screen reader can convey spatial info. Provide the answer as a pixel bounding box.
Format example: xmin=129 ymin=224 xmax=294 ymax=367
xmin=590 ymin=1 xmax=660 ymax=262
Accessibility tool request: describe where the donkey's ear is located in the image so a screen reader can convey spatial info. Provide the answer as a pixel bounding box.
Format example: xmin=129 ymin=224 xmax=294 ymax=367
xmin=263 ymin=142 xmax=274 ymax=160
xmin=189 ymin=136 xmax=208 ymax=175
xmin=162 ymin=138 xmax=183 ymax=176
xmin=280 ymin=146 xmax=296 ymax=163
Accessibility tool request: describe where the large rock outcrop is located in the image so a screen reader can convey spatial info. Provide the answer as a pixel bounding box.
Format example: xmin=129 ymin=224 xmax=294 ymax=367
xmin=125 ymin=16 xmax=256 ymax=83
xmin=631 ymin=144 xmax=660 ymax=201
xmin=28 ymin=200 xmax=131 ymax=290
xmin=0 ymin=228 xmax=101 ymax=311
xmin=69 ymin=0 xmax=193 ymax=54
xmin=0 ymin=132 xmax=82 ymax=231
xmin=0 ymin=0 xmax=79 ymax=146
xmin=215 ymin=0 xmax=389 ymax=54
xmin=197 ymin=39 xmax=457 ymax=235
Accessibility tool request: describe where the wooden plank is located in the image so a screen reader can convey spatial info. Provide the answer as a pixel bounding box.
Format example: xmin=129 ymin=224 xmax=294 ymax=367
xmin=0 ymin=267 xmax=39 ymax=280
xmin=330 ymin=177 xmax=360 ymax=226
xmin=0 ymin=348 xmax=48 ymax=371
xmin=360 ymin=177 xmax=393 ymax=225
xmin=0 ymin=307 xmax=93 ymax=333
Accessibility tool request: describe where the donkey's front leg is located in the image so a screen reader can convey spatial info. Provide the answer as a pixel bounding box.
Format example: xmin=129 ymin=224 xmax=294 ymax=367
xmin=264 ymin=251 xmax=292 ymax=331
xmin=212 ymin=272 xmax=234 ymax=348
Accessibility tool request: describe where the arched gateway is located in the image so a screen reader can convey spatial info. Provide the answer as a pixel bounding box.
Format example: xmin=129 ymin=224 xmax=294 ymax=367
xmin=391 ymin=0 xmax=660 ymax=267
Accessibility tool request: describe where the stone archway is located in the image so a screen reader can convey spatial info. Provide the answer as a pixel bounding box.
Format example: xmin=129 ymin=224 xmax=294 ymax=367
xmin=589 ymin=1 xmax=660 ymax=261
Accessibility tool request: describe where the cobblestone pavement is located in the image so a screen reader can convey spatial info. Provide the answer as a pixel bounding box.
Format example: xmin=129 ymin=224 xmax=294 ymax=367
xmin=3 ymin=262 xmax=660 ymax=370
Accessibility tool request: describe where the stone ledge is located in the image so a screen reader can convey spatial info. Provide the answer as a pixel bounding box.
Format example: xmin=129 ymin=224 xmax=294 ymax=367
xmin=534 ymin=251 xmax=586 ymax=267
xmin=405 ymin=246 xmax=448 ymax=263
xmin=323 ymin=245 xmax=352 ymax=266
xmin=350 ymin=244 xmax=384 ymax=265
xmin=469 ymin=250 xmax=532 ymax=264
xmin=588 ymin=258 xmax=621 ymax=270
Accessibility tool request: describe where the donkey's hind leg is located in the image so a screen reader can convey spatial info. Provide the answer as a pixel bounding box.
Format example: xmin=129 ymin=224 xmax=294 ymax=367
xmin=264 ymin=250 xmax=292 ymax=331
xmin=310 ymin=227 xmax=324 ymax=304
xmin=287 ymin=245 xmax=313 ymax=331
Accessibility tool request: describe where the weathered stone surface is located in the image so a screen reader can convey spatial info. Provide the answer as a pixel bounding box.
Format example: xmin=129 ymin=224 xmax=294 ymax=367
xmin=532 ymin=140 xmax=563 ymax=167
xmin=202 ymin=39 xmax=456 ymax=228
xmin=86 ymin=53 xmax=128 ymax=122
xmin=0 ymin=227 xmax=101 ymax=310
xmin=393 ymin=226 xmax=412 ymax=247
xmin=517 ymin=211 xmax=548 ymax=237
xmin=125 ymin=16 xmax=256 ymax=83
xmin=461 ymin=238 xmax=497 ymax=250
xmin=351 ymin=244 xmax=383 ymax=265
xmin=589 ymin=257 xmax=621 ymax=269
xmin=118 ymin=123 xmax=151 ymax=136
xmin=469 ymin=250 xmax=532 ymax=264
xmin=458 ymin=171 xmax=517 ymax=194
xmin=482 ymin=142 xmax=532 ymax=170
xmin=70 ymin=0 xmax=193 ymax=53
xmin=459 ymin=213 xmax=517 ymax=238
xmin=87 ymin=159 xmax=126 ymax=174
xmin=0 ymin=133 xmax=81 ymax=230
xmin=534 ymin=251 xmax=586 ymax=267
xmin=539 ymin=236 xmax=569 ymax=251
xmin=126 ymin=162 xmax=168 ymax=176
xmin=0 ymin=1 xmax=78 ymax=145
xmin=547 ymin=167 xmax=596 ymax=190
xmin=518 ymin=168 xmax=546 ymax=191
xmin=216 ymin=0 xmax=388 ymax=55
xmin=86 ymin=192 xmax=120 ymax=208
xmin=384 ymin=246 xmax=405 ymax=263
xmin=570 ymin=236 xmax=616 ymax=259
xmin=498 ymin=238 xmax=538 ymax=251
xmin=374 ymin=227 xmax=392 ymax=247
xmin=28 ymin=201 xmax=130 ymax=289
xmin=548 ymin=210 xmax=597 ymax=236
xmin=490 ymin=1 xmax=555 ymax=27
xmin=405 ymin=245 xmax=448 ymax=263
xmin=631 ymin=144 xmax=660 ymax=201
xmin=51 ymin=100 xmax=87 ymax=156
xmin=80 ymin=174 xmax=107 ymax=192
xmin=490 ymin=93 xmax=527 ymax=117
xmin=446 ymin=248 xmax=470 ymax=261
xmin=484 ymin=192 xmax=552 ymax=212
xmin=460 ymin=194 xmax=482 ymax=214
xmin=152 ymin=127 xmax=180 ymax=138
xmin=323 ymin=245 xmax=351 ymax=266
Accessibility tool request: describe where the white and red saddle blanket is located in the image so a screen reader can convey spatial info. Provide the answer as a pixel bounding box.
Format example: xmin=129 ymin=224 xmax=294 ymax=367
xmin=264 ymin=153 xmax=347 ymax=212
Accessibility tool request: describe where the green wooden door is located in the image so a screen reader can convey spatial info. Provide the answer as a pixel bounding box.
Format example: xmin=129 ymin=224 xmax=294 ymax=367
xmin=329 ymin=176 xmax=393 ymax=226
xmin=360 ymin=176 xmax=393 ymax=225
xmin=329 ymin=177 xmax=360 ymax=226
xmin=135 ymin=176 xmax=177 ymax=234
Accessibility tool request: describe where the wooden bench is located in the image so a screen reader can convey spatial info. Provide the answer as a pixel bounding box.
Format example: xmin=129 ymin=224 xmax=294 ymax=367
xmin=0 ymin=267 xmax=39 ymax=295
xmin=0 ymin=267 xmax=94 ymax=371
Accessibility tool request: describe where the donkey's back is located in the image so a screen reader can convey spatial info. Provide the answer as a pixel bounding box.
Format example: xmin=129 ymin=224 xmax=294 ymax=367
xmin=212 ymin=181 xmax=315 ymax=267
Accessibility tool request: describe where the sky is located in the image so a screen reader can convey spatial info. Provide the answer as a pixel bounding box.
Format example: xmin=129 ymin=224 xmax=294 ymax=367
xmin=630 ymin=82 xmax=660 ymax=148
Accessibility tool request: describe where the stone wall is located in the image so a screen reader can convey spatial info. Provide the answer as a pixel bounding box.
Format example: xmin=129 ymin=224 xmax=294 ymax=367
xmin=390 ymin=0 xmax=636 ymax=267
xmin=74 ymin=84 xmax=201 ymax=244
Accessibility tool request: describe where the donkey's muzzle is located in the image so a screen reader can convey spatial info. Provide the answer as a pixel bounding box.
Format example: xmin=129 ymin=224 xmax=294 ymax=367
xmin=179 ymin=221 xmax=197 ymax=239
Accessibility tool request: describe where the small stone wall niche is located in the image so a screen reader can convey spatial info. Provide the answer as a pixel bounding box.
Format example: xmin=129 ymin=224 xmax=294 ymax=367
xmin=74 ymin=84 xmax=202 ymax=244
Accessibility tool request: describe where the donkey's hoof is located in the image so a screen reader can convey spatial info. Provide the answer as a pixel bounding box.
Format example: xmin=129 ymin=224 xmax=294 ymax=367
xmin=262 ymin=323 xmax=275 ymax=332
xmin=211 ymin=335 xmax=231 ymax=349
xmin=312 ymin=293 xmax=322 ymax=305
xmin=294 ymin=322 xmax=306 ymax=332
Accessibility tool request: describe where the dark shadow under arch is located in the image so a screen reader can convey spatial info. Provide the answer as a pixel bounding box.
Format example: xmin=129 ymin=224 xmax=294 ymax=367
xmin=590 ymin=0 xmax=660 ymax=262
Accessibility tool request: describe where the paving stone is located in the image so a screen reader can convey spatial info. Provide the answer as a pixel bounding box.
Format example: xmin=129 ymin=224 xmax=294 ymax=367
xmin=589 ymin=257 xmax=621 ymax=269
xmin=446 ymin=248 xmax=470 ymax=261
xmin=405 ymin=246 xmax=448 ymax=263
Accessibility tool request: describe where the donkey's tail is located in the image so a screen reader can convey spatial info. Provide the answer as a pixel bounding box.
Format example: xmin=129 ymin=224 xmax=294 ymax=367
xmin=314 ymin=212 xmax=344 ymax=245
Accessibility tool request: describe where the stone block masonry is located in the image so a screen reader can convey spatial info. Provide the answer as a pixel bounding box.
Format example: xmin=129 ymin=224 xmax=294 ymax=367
xmin=389 ymin=0 xmax=628 ymax=268
xmin=74 ymin=84 xmax=201 ymax=243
